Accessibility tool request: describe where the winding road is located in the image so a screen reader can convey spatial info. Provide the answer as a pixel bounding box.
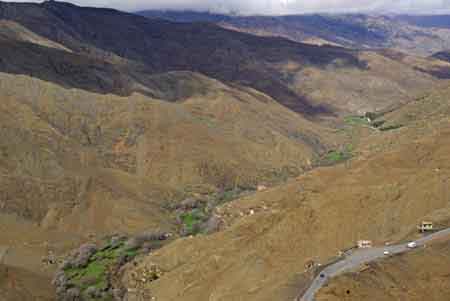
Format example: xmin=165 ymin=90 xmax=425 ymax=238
xmin=0 ymin=246 xmax=9 ymax=264
xmin=297 ymin=228 xmax=450 ymax=301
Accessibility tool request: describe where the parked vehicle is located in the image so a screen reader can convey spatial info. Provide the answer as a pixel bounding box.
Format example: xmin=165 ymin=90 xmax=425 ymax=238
xmin=383 ymin=250 xmax=390 ymax=255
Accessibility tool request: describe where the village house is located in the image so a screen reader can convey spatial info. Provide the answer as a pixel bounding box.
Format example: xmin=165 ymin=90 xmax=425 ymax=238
xmin=357 ymin=240 xmax=373 ymax=249
xmin=418 ymin=221 xmax=434 ymax=233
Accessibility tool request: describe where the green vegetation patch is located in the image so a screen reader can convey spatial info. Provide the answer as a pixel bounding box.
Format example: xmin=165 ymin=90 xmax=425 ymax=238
xmin=181 ymin=208 xmax=207 ymax=235
xmin=176 ymin=186 xmax=255 ymax=236
xmin=67 ymin=262 xmax=107 ymax=291
xmin=325 ymin=150 xmax=350 ymax=163
xmin=66 ymin=259 xmax=110 ymax=291
xmin=63 ymin=239 xmax=141 ymax=300
xmin=319 ymin=144 xmax=353 ymax=166
xmin=344 ymin=115 xmax=371 ymax=126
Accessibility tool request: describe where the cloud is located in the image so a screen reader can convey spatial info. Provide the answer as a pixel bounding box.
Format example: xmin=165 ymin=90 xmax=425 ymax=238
xmin=4 ymin=0 xmax=450 ymax=14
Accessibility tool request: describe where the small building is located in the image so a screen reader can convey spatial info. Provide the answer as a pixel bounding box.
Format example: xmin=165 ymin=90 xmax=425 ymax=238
xmin=257 ymin=185 xmax=268 ymax=192
xmin=418 ymin=221 xmax=434 ymax=232
xmin=357 ymin=240 xmax=373 ymax=249
xmin=304 ymin=259 xmax=315 ymax=270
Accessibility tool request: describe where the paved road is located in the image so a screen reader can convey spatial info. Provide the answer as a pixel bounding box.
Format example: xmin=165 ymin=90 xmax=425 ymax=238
xmin=0 ymin=246 xmax=9 ymax=264
xmin=298 ymin=228 xmax=450 ymax=301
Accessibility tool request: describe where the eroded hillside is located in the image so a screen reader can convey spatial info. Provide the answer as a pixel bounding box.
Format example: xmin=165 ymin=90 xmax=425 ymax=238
xmin=316 ymin=239 xmax=450 ymax=301
xmin=0 ymin=1 xmax=447 ymax=117
xmin=119 ymin=87 xmax=450 ymax=301
xmin=0 ymin=264 xmax=55 ymax=301
xmin=0 ymin=70 xmax=339 ymax=284
xmin=0 ymin=2 xmax=449 ymax=300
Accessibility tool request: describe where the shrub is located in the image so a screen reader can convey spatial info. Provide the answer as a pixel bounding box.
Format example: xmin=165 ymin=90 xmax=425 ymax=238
xmin=63 ymin=288 xmax=81 ymax=301
xmin=380 ymin=124 xmax=404 ymax=131
xmin=124 ymin=231 xmax=169 ymax=250
xmin=202 ymin=215 xmax=221 ymax=234
xmin=72 ymin=244 xmax=97 ymax=268
xmin=56 ymin=233 xmax=172 ymax=301
xmin=179 ymin=198 xmax=203 ymax=210
xmin=109 ymin=236 xmax=126 ymax=249
xmin=85 ymin=286 xmax=102 ymax=299
xmin=344 ymin=115 xmax=369 ymax=126
xmin=52 ymin=270 xmax=68 ymax=288
xmin=365 ymin=112 xmax=382 ymax=120
xmin=325 ymin=150 xmax=349 ymax=163
xmin=180 ymin=209 xmax=207 ymax=236
xmin=371 ymin=120 xmax=386 ymax=128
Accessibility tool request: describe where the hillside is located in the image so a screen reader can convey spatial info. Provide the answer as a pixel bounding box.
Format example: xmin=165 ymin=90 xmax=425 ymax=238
xmin=316 ymin=239 xmax=450 ymax=301
xmin=0 ymin=2 xmax=450 ymax=300
xmin=0 ymin=1 xmax=446 ymax=118
xmin=0 ymin=264 xmax=55 ymax=301
xmin=119 ymin=86 xmax=450 ymax=301
xmin=0 ymin=68 xmax=343 ymax=289
xmin=0 ymin=70 xmax=332 ymax=212
xmin=432 ymin=50 xmax=450 ymax=63
xmin=140 ymin=11 xmax=450 ymax=57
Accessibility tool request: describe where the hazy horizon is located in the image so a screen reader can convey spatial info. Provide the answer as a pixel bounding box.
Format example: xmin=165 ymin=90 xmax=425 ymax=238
xmin=3 ymin=0 xmax=450 ymax=15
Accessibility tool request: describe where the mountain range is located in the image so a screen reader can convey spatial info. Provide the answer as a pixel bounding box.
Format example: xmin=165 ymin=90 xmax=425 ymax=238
xmin=0 ymin=1 xmax=449 ymax=301
xmin=139 ymin=10 xmax=450 ymax=56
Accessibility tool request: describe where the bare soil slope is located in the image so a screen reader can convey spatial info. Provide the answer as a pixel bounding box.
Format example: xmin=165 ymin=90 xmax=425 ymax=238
xmin=0 ymin=70 xmax=338 ymax=280
xmin=0 ymin=264 xmax=55 ymax=301
xmin=1 ymin=1 xmax=446 ymax=117
xmin=121 ymin=87 xmax=450 ymax=301
xmin=316 ymin=239 xmax=450 ymax=301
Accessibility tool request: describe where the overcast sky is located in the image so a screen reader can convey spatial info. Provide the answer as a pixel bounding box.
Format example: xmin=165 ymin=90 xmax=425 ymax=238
xmin=6 ymin=0 xmax=450 ymax=14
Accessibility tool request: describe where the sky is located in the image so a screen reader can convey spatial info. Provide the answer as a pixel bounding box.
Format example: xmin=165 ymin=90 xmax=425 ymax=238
xmin=5 ymin=0 xmax=450 ymax=14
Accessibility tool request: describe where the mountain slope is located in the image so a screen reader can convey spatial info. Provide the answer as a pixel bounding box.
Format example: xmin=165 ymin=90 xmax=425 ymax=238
xmin=0 ymin=68 xmax=340 ymax=277
xmin=0 ymin=264 xmax=55 ymax=301
xmin=1 ymin=1 xmax=444 ymax=117
xmin=0 ymin=70 xmax=342 ymax=301
xmin=316 ymin=239 xmax=450 ymax=301
xmin=0 ymin=3 xmax=449 ymax=300
xmin=121 ymin=85 xmax=450 ymax=301
xmin=140 ymin=11 xmax=450 ymax=57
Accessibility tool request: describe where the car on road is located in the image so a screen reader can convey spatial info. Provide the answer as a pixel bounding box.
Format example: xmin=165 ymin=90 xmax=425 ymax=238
xmin=407 ymin=242 xmax=418 ymax=249
xmin=320 ymin=274 xmax=326 ymax=278
xmin=383 ymin=250 xmax=390 ymax=255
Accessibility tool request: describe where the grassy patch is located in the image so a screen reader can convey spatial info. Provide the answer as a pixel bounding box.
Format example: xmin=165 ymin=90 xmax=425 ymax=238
xmin=320 ymin=145 xmax=353 ymax=166
xmin=344 ymin=115 xmax=370 ymax=126
xmin=325 ymin=151 xmax=348 ymax=163
xmin=181 ymin=209 xmax=206 ymax=235
xmin=64 ymin=240 xmax=138 ymax=300
xmin=66 ymin=259 xmax=110 ymax=294
xmin=59 ymin=233 xmax=171 ymax=301
xmin=176 ymin=187 xmax=256 ymax=236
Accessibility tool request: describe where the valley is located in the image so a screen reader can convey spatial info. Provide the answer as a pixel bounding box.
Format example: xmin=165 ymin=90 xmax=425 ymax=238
xmin=0 ymin=1 xmax=449 ymax=301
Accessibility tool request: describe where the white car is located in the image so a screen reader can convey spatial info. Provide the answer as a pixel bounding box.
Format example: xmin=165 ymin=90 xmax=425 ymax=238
xmin=407 ymin=242 xmax=418 ymax=249
xmin=383 ymin=250 xmax=390 ymax=255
